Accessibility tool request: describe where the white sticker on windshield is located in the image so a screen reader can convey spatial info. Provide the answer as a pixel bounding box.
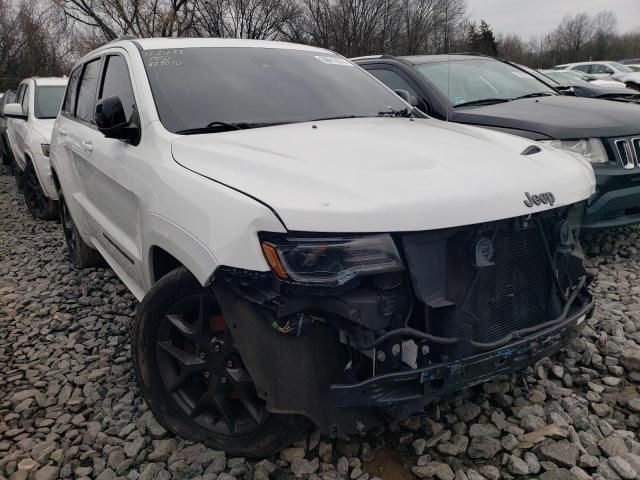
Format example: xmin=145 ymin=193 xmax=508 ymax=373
xmin=314 ymin=56 xmax=353 ymax=66
xmin=512 ymin=71 xmax=529 ymax=78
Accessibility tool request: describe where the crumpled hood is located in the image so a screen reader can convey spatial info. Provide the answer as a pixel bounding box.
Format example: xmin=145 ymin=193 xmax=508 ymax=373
xmin=32 ymin=119 xmax=55 ymax=143
xmin=452 ymin=95 xmax=640 ymax=139
xmin=172 ymin=117 xmax=595 ymax=233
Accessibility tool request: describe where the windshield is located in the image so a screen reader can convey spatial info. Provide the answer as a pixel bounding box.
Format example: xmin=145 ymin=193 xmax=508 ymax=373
xmin=609 ymin=62 xmax=633 ymax=73
xmin=416 ymin=59 xmax=555 ymax=107
xmin=141 ymin=47 xmax=408 ymax=133
xmin=545 ymin=71 xmax=590 ymax=86
xmin=34 ymin=86 xmax=66 ymax=119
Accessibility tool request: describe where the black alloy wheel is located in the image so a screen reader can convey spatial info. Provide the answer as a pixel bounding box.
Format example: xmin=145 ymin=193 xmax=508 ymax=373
xmin=133 ymin=267 xmax=309 ymax=456
xmin=22 ymin=161 xmax=57 ymax=220
xmin=156 ymin=292 xmax=268 ymax=436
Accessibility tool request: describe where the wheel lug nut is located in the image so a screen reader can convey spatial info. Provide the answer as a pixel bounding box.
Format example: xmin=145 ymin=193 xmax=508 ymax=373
xmin=220 ymin=376 xmax=227 ymax=384
xmin=213 ymin=344 xmax=221 ymax=353
xmin=203 ymin=371 xmax=210 ymax=379
xmin=199 ymin=352 xmax=206 ymax=359
xmin=226 ymin=360 xmax=233 ymax=368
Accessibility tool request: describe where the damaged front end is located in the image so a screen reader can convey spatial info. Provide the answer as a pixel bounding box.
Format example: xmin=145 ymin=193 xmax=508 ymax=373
xmin=211 ymin=204 xmax=594 ymax=435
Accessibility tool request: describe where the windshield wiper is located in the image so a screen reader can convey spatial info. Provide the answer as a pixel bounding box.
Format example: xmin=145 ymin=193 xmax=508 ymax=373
xmin=308 ymin=115 xmax=367 ymax=122
xmin=452 ymin=98 xmax=511 ymax=108
xmin=513 ymin=92 xmax=555 ymax=100
xmin=175 ymin=121 xmax=248 ymax=135
xmin=175 ymin=121 xmax=281 ymax=135
xmin=378 ymin=107 xmax=413 ymax=117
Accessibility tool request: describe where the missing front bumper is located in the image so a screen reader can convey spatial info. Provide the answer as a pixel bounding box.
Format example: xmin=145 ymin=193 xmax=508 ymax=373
xmin=327 ymin=300 xmax=593 ymax=408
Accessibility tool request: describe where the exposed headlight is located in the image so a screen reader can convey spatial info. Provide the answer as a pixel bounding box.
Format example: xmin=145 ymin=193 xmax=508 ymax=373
xmin=539 ymin=138 xmax=608 ymax=164
xmin=260 ymin=234 xmax=403 ymax=285
xmin=41 ymin=144 xmax=50 ymax=157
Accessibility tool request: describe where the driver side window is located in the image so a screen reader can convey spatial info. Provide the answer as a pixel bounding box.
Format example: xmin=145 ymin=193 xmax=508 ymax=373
xmin=99 ymin=55 xmax=137 ymax=123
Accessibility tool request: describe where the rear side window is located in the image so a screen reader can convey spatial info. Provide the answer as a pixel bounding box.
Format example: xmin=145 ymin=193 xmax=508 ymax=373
xmin=100 ymin=55 xmax=136 ymax=122
xmin=76 ymin=58 xmax=102 ymax=123
xmin=63 ymin=67 xmax=81 ymax=115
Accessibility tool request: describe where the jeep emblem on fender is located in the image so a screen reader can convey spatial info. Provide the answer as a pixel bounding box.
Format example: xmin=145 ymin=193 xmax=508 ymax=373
xmin=524 ymin=191 xmax=556 ymax=208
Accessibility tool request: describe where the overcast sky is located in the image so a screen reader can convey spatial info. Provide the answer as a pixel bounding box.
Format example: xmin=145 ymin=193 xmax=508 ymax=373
xmin=466 ymin=0 xmax=640 ymax=38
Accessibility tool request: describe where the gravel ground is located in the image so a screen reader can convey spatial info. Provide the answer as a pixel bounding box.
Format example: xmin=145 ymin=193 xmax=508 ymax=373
xmin=2 ymin=168 xmax=640 ymax=480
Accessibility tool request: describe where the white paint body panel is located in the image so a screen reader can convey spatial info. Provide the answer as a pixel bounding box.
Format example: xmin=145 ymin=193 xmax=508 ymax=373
xmin=50 ymin=39 xmax=596 ymax=301
xmin=172 ymin=117 xmax=595 ymax=232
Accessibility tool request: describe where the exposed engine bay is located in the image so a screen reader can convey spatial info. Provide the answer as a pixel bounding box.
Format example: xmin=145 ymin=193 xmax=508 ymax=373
xmin=212 ymin=204 xmax=594 ymax=435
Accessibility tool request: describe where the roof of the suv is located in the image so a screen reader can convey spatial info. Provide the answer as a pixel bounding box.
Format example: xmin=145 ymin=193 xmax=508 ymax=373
xmin=95 ymin=37 xmax=331 ymax=54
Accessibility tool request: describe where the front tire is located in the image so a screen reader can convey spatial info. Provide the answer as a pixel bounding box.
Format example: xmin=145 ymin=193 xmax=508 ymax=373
xmin=23 ymin=161 xmax=57 ymax=220
xmin=59 ymin=189 xmax=103 ymax=268
xmin=132 ymin=267 xmax=309 ymax=457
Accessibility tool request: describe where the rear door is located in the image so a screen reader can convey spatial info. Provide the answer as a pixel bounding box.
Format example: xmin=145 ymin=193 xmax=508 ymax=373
xmin=54 ymin=65 xmax=90 ymax=229
xmin=62 ymin=57 xmax=104 ymax=238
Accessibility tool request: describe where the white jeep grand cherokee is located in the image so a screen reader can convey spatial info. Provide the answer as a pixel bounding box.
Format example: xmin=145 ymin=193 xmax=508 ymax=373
xmin=50 ymin=37 xmax=596 ymax=456
xmin=4 ymin=77 xmax=67 ymax=219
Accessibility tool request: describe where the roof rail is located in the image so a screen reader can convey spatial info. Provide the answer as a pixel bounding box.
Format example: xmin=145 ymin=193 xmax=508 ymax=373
xmin=105 ymin=34 xmax=138 ymax=46
xmin=350 ymin=54 xmax=399 ymax=61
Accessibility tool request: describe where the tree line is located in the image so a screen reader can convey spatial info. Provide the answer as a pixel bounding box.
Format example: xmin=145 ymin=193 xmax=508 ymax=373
xmin=0 ymin=0 xmax=639 ymax=91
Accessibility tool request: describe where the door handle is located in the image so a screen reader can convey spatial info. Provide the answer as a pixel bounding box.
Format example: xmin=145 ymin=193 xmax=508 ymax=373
xmin=58 ymin=128 xmax=67 ymax=136
xmin=81 ymin=140 xmax=93 ymax=152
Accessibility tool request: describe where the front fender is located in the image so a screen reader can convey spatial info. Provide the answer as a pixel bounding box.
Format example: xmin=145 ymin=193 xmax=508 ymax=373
xmin=143 ymin=213 xmax=218 ymax=289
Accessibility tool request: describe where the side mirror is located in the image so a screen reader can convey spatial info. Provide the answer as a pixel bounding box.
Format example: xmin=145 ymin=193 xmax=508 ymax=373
xmin=394 ymin=89 xmax=418 ymax=107
xmin=95 ymin=95 xmax=138 ymax=141
xmin=4 ymin=103 xmax=27 ymax=119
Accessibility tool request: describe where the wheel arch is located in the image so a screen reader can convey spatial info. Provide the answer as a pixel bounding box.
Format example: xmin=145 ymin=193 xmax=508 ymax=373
xmin=144 ymin=212 xmax=219 ymax=288
xmin=50 ymin=166 xmax=61 ymax=192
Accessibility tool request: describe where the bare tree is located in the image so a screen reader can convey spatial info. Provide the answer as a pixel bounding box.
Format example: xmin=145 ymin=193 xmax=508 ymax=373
xmin=554 ymin=13 xmax=593 ymax=58
xmin=0 ymin=1 xmax=73 ymax=90
xmin=193 ymin=0 xmax=300 ymax=39
xmin=52 ymin=0 xmax=196 ymax=40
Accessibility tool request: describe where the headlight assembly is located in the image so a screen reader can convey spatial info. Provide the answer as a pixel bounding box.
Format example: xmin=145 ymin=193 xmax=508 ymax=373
xmin=539 ymin=138 xmax=608 ymax=164
xmin=260 ymin=234 xmax=403 ymax=285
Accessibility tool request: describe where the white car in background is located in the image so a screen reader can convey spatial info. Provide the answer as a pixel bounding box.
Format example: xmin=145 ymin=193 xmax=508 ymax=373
xmin=554 ymin=61 xmax=640 ymax=90
xmin=4 ymin=77 xmax=67 ymax=219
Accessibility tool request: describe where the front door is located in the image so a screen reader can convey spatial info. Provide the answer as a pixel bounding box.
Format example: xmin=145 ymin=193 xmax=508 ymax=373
xmin=71 ymin=52 xmax=144 ymax=290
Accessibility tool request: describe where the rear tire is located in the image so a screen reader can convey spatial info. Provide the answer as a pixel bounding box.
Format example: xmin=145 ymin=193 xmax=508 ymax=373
xmin=23 ymin=161 xmax=57 ymax=220
xmin=59 ymin=188 xmax=103 ymax=268
xmin=132 ymin=267 xmax=310 ymax=457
